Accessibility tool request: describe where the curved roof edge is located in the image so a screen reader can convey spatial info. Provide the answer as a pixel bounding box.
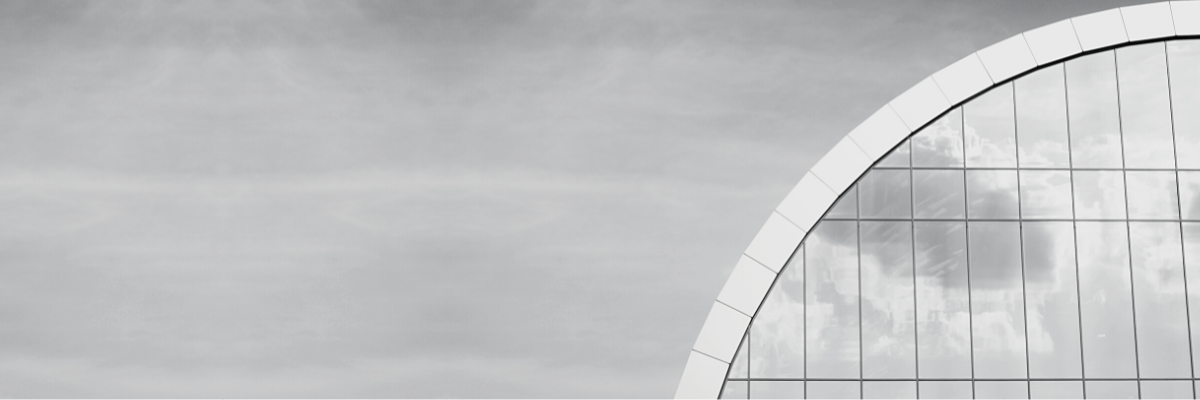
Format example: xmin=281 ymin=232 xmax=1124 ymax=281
xmin=675 ymin=1 xmax=1200 ymax=398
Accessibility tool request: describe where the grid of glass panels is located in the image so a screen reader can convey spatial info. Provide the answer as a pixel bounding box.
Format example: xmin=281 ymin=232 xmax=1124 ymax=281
xmin=723 ymin=40 xmax=1200 ymax=399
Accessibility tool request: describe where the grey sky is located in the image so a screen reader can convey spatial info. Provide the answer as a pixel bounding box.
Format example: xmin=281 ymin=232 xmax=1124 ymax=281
xmin=0 ymin=0 xmax=1159 ymax=397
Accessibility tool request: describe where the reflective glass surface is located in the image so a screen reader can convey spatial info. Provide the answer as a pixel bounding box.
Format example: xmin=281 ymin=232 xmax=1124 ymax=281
xmin=805 ymin=222 xmax=859 ymax=379
xmin=1140 ymin=381 xmax=1194 ymax=399
xmin=1020 ymin=170 xmax=1073 ymax=219
xmin=806 ymin=381 xmax=859 ymax=399
xmin=975 ymin=381 xmax=1028 ymax=399
xmin=729 ymin=39 xmax=1200 ymax=399
xmin=1067 ymin=51 xmax=1123 ymax=168
xmin=860 ymin=221 xmax=915 ymax=379
xmin=965 ymin=83 xmax=1018 ymax=168
xmin=1118 ymin=43 xmax=1175 ymax=169
xmin=1022 ymin=222 xmax=1083 ymax=379
xmin=913 ymin=170 xmax=965 ymax=219
xmin=1030 ymin=381 xmax=1083 ymax=399
xmin=967 ymin=170 xmax=1019 ymax=219
xmin=1016 ymin=64 xmax=1070 ymax=168
xmin=919 ymin=381 xmax=972 ymax=399
xmin=749 ymin=381 xmax=805 ymax=399
xmin=1085 ymin=380 xmax=1139 ymax=399
xmin=1170 ymin=41 xmax=1200 ymax=169
xmin=914 ymin=222 xmax=971 ymax=379
xmin=864 ymin=381 xmax=916 ymax=399
xmin=968 ymin=222 xmax=1027 ymax=378
xmin=1076 ymin=222 xmax=1137 ymax=379
xmin=721 ymin=381 xmax=748 ymax=399
xmin=912 ymin=109 xmax=963 ymax=168
xmin=859 ymin=170 xmax=911 ymax=219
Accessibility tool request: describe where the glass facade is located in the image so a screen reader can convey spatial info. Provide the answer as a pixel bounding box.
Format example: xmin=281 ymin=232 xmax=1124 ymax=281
xmin=723 ymin=40 xmax=1200 ymax=399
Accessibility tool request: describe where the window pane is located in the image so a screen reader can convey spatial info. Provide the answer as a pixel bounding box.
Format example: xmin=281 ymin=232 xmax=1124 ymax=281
xmin=860 ymin=221 xmax=915 ymax=379
xmin=967 ymin=170 xmax=1019 ymax=219
xmin=1030 ymin=381 xmax=1083 ymax=399
xmin=805 ymin=381 xmax=858 ymax=399
xmin=913 ymin=170 xmax=966 ymax=219
xmin=805 ymin=221 xmax=858 ymax=378
xmin=914 ymin=221 xmax=972 ymax=379
xmin=1140 ymin=380 xmax=1194 ymax=399
xmin=1017 ymin=64 xmax=1070 ymax=168
xmin=1186 ymin=223 xmax=1200 ymax=379
xmin=1169 ymin=40 xmax=1200 ymax=169
xmin=1129 ymin=222 xmax=1192 ymax=378
xmin=859 ymin=169 xmax=911 ymax=219
xmin=1022 ymin=222 xmax=1083 ymax=379
xmin=1180 ymin=172 xmax=1200 ymax=220
xmin=913 ymin=108 xmax=964 ymax=167
xmin=1067 ymin=51 xmax=1123 ymax=168
xmin=826 ymin=185 xmax=858 ymax=219
xmin=1076 ymin=221 xmax=1138 ymax=378
xmin=1072 ymin=171 xmax=1127 ymax=220
xmin=1019 ymin=170 xmax=1073 ymax=219
xmin=1125 ymin=171 xmax=1179 ymax=220
xmin=750 ymin=245 xmax=803 ymax=378
xmin=729 ymin=334 xmax=748 ymax=378
xmin=877 ymin=139 xmax=911 ymax=168
xmin=968 ymin=221 xmax=1027 ymax=378
xmin=863 ymin=381 xmax=915 ymax=399
xmin=965 ymin=83 xmax=1018 ymax=168
xmin=975 ymin=381 xmax=1028 ymax=399
xmin=1084 ymin=381 xmax=1138 ymax=399
xmin=720 ymin=380 xmax=747 ymax=399
xmin=919 ymin=381 xmax=972 ymax=399
xmin=1118 ymin=43 xmax=1175 ymax=169
xmin=749 ymin=381 xmax=805 ymax=399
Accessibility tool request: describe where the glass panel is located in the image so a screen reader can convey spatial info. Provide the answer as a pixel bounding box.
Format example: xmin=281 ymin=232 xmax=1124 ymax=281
xmin=968 ymin=221 xmax=1027 ymax=378
xmin=975 ymin=381 xmax=1028 ymax=399
xmin=826 ymin=185 xmax=858 ymax=219
xmin=750 ymin=245 xmax=804 ymax=379
xmin=720 ymin=380 xmax=747 ymax=399
xmin=863 ymin=381 xmax=915 ymax=399
xmin=1067 ymin=50 xmax=1123 ymax=168
xmin=1140 ymin=381 xmax=1194 ymax=399
xmin=805 ymin=221 xmax=859 ymax=379
xmin=967 ymin=170 xmax=1020 ymax=219
xmin=914 ymin=221 xmax=972 ymax=379
xmin=1129 ymin=222 xmax=1192 ymax=378
xmin=913 ymin=108 xmax=964 ymax=167
xmin=1016 ymin=63 xmax=1070 ymax=168
xmin=1118 ymin=42 xmax=1175 ymax=169
xmin=1084 ymin=381 xmax=1138 ymax=399
xmin=1180 ymin=172 xmax=1200 ymax=220
xmin=860 ymin=221 xmax=915 ymax=379
xmin=877 ymin=139 xmax=911 ymax=168
xmin=804 ymin=381 xmax=858 ymax=399
xmin=1125 ymin=171 xmax=1179 ymax=220
xmin=1022 ymin=222 xmax=1083 ymax=379
xmin=919 ymin=381 xmax=972 ymax=399
xmin=1030 ymin=381 xmax=1083 ymax=399
xmin=1169 ymin=40 xmax=1200 ymax=169
xmin=1019 ymin=170 xmax=1073 ymax=219
xmin=749 ymin=381 xmax=805 ymax=399
xmin=729 ymin=334 xmax=748 ymax=379
xmin=859 ymin=169 xmax=912 ymax=219
xmin=913 ymin=170 xmax=966 ymax=219
xmin=1076 ymin=221 xmax=1138 ymax=379
xmin=1185 ymin=223 xmax=1200 ymax=379
xmin=965 ymin=83 xmax=1018 ymax=168
xmin=1072 ymin=171 xmax=1127 ymax=220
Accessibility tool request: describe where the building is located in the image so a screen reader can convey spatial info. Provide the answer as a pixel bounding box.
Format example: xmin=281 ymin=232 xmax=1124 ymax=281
xmin=676 ymin=2 xmax=1200 ymax=399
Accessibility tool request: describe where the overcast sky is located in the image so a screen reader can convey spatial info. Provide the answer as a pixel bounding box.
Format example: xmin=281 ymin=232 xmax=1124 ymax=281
xmin=0 ymin=0 xmax=1163 ymax=398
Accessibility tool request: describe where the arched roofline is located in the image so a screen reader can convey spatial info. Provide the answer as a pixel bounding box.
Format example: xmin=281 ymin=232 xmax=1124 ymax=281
xmin=676 ymin=2 xmax=1200 ymax=398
